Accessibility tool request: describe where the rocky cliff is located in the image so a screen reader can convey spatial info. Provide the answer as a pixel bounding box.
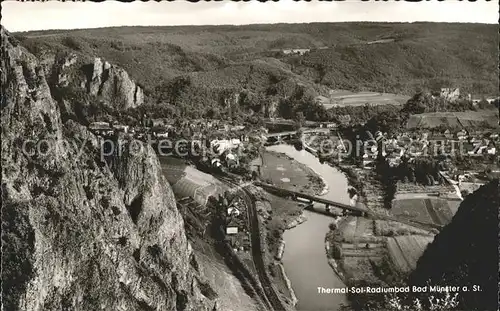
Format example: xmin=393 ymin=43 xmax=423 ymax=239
xmin=1 ymin=27 xmax=216 ymax=311
xmin=23 ymin=36 xmax=144 ymax=112
xmin=84 ymin=56 xmax=144 ymax=109
xmin=409 ymin=179 xmax=499 ymax=311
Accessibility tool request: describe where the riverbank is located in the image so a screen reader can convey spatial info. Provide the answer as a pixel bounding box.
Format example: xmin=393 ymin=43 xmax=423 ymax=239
xmin=277 ymin=262 xmax=299 ymax=306
xmin=257 ymin=149 xmax=329 ymax=268
xmin=251 ymin=148 xmax=341 ymax=310
xmin=261 ymin=150 xmax=327 ymax=196
xmin=251 ymin=191 xmax=301 ymax=308
xmin=285 ymin=212 xmax=307 ymax=229
xmin=264 ymin=145 xmax=350 ymax=310
xmin=297 ymin=144 xmax=447 ymax=311
xmin=310 ymin=153 xmax=404 ymax=309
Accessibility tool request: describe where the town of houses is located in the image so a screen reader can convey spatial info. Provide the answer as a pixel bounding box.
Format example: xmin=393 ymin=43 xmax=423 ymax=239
xmin=88 ymin=117 xmax=256 ymax=171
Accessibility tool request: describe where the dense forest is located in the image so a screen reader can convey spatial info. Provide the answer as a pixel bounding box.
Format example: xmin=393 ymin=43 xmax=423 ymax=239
xmin=18 ymin=23 xmax=498 ymax=95
xmin=14 ymin=22 xmax=498 ymax=124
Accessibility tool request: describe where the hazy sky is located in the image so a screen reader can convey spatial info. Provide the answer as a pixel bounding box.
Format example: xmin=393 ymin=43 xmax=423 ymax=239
xmin=2 ymin=0 xmax=498 ymax=32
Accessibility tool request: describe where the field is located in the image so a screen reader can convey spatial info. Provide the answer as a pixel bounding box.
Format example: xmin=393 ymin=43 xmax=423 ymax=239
xmin=259 ymin=150 xmax=325 ymax=195
xmin=333 ymin=216 xmax=435 ymax=283
xmin=339 ymin=217 xmax=375 ymax=242
xmin=387 ymin=235 xmax=434 ymax=273
xmin=374 ymin=220 xmax=433 ymax=237
xmin=447 ymin=200 xmax=461 ymax=216
xmin=391 ymin=198 xmax=434 ymax=224
xmin=395 ymin=181 xmax=456 ymax=195
xmin=335 ymin=218 xmax=387 ymax=283
xmin=424 ymin=198 xmax=454 ymax=225
xmin=391 ymin=197 xmax=454 ymax=226
xmin=406 ymin=110 xmax=499 ymax=129
xmin=160 ymin=156 xmax=189 ymax=183
xmin=316 ymin=90 xmax=410 ymax=108
xmin=342 ymin=257 xmax=385 ymax=284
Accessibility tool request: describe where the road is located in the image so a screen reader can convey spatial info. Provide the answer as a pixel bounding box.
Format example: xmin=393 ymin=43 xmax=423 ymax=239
xmin=219 ymin=176 xmax=288 ymax=311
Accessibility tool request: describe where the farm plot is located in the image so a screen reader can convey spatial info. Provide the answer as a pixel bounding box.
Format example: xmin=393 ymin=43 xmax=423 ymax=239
xmin=407 ymin=111 xmax=499 ymax=130
xmin=317 ymin=90 xmax=409 ymax=108
xmin=447 ymin=200 xmax=461 ymax=216
xmin=424 ymin=198 xmax=454 ymax=226
xmin=374 ymin=220 xmax=433 ymax=236
xmin=355 ymin=217 xmax=375 ymax=238
xmin=342 ymin=257 xmax=384 ymax=283
xmin=338 ymin=217 xmax=378 ymax=243
xmin=339 ymin=217 xmax=358 ymax=241
xmin=341 ymin=243 xmax=385 ymax=258
xmin=391 ymin=198 xmax=435 ymax=224
xmin=387 ymin=238 xmax=412 ymax=273
xmin=387 ymin=235 xmax=434 ymax=273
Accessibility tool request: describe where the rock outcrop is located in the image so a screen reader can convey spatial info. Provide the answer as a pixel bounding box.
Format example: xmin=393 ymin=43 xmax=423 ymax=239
xmin=85 ymin=57 xmax=144 ymax=109
xmin=263 ymin=99 xmax=278 ymax=118
xmin=44 ymin=50 xmax=144 ymax=111
xmin=1 ymin=27 xmax=216 ymax=311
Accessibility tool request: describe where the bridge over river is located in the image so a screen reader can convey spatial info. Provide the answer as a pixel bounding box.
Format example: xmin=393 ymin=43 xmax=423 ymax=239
xmin=254 ymin=181 xmax=368 ymax=216
xmin=254 ymin=181 xmax=443 ymax=231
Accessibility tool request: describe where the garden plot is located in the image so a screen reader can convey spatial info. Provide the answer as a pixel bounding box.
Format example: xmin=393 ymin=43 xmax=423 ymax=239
xmin=387 ymin=235 xmax=434 ymax=274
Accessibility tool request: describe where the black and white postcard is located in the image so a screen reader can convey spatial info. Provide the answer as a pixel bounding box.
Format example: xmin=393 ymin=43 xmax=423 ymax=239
xmin=2 ymin=1 xmax=498 ymax=311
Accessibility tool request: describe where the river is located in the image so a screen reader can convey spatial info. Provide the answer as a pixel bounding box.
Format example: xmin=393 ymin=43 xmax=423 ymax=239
xmin=266 ymin=145 xmax=350 ymax=311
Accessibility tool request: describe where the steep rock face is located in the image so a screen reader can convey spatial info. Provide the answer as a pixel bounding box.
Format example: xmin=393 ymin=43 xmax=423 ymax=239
xmin=86 ymin=57 xmax=144 ymax=109
xmin=409 ymin=180 xmax=499 ymax=311
xmin=263 ymin=99 xmax=278 ymax=118
xmin=1 ymin=27 xmax=216 ymax=311
xmin=45 ymin=51 xmax=144 ymax=111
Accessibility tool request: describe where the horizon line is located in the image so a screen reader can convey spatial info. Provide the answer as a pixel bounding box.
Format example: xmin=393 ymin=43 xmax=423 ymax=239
xmin=8 ymin=20 xmax=497 ymax=34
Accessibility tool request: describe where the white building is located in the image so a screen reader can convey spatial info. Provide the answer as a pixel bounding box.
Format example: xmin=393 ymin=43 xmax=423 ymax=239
xmin=227 ymin=206 xmax=241 ymax=217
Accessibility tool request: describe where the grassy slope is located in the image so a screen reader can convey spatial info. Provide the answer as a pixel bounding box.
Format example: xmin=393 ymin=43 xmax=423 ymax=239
xmin=15 ymin=22 xmax=498 ymax=109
